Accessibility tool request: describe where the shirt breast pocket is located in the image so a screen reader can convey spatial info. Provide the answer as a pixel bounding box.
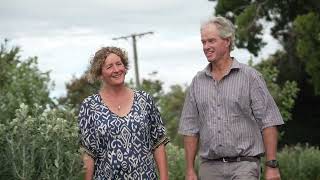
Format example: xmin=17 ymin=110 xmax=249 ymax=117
xmin=225 ymin=88 xmax=250 ymax=117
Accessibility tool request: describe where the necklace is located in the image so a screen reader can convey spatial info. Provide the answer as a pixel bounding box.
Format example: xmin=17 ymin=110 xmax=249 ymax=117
xmin=117 ymin=105 xmax=121 ymax=111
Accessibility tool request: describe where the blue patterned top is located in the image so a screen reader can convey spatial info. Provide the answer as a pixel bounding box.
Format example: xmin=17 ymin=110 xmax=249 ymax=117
xmin=78 ymin=90 xmax=169 ymax=180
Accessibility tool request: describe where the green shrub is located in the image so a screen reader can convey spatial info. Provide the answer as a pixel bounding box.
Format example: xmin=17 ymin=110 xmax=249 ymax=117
xmin=0 ymin=103 xmax=82 ymax=180
xmin=4 ymin=104 xmax=319 ymax=180
xmin=166 ymin=143 xmax=185 ymax=180
xmin=261 ymin=144 xmax=320 ymax=180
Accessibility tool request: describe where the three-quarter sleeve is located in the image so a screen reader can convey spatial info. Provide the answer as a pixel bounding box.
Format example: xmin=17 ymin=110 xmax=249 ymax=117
xmin=78 ymin=100 xmax=98 ymax=159
xmin=250 ymin=72 xmax=284 ymax=130
xmin=148 ymin=95 xmax=170 ymax=150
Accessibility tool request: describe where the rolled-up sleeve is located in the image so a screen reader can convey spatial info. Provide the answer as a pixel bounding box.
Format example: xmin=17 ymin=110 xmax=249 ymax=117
xmin=148 ymin=95 xmax=170 ymax=150
xmin=250 ymin=73 xmax=284 ymax=130
xmin=78 ymin=100 xmax=98 ymax=159
xmin=178 ymin=79 xmax=200 ymax=136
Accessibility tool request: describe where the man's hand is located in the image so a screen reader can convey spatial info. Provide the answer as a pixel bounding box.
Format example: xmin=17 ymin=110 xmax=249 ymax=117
xmin=185 ymin=169 xmax=198 ymax=180
xmin=265 ymin=167 xmax=281 ymax=180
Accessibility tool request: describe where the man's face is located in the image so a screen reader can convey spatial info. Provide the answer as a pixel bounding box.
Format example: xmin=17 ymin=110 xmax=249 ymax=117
xmin=201 ymin=23 xmax=230 ymax=62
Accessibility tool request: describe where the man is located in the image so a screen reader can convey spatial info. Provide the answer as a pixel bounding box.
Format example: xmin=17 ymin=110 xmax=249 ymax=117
xmin=178 ymin=16 xmax=283 ymax=180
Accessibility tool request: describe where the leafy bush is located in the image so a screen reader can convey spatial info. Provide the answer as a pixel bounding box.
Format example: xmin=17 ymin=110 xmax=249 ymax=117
xmin=278 ymin=145 xmax=320 ymax=180
xmin=261 ymin=144 xmax=320 ymax=180
xmin=0 ymin=40 xmax=52 ymax=125
xmin=166 ymin=143 xmax=186 ymax=180
xmin=0 ymin=104 xmax=82 ymax=180
xmin=0 ymin=40 xmax=53 ymax=178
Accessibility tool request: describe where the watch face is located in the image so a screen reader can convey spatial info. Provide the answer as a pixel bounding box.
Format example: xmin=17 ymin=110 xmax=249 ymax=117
xmin=266 ymin=160 xmax=279 ymax=168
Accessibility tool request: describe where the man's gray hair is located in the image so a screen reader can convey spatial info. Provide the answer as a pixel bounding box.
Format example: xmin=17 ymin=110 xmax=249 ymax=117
xmin=201 ymin=16 xmax=236 ymax=50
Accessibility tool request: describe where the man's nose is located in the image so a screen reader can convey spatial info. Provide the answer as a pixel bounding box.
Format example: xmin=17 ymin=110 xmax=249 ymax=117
xmin=203 ymin=42 xmax=209 ymax=50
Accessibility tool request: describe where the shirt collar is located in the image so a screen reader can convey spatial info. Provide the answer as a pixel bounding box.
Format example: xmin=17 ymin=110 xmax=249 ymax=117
xmin=203 ymin=57 xmax=241 ymax=77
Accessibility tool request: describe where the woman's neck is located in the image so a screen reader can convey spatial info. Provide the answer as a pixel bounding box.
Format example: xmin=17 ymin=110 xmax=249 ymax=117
xmin=100 ymin=84 xmax=128 ymax=97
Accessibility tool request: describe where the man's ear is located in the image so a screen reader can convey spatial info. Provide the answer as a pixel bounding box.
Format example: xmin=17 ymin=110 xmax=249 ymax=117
xmin=225 ymin=38 xmax=231 ymax=48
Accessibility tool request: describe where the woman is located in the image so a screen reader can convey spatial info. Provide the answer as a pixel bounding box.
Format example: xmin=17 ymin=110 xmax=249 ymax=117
xmin=78 ymin=47 xmax=169 ymax=180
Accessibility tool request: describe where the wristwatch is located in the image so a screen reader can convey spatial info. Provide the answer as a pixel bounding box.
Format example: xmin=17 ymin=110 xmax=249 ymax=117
xmin=265 ymin=160 xmax=279 ymax=168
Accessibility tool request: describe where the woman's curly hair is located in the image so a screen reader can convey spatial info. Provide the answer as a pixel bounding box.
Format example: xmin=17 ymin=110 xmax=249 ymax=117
xmin=86 ymin=46 xmax=129 ymax=83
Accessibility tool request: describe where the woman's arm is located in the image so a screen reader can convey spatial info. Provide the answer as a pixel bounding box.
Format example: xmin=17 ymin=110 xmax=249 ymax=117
xmin=83 ymin=153 xmax=95 ymax=180
xmin=153 ymin=144 xmax=169 ymax=180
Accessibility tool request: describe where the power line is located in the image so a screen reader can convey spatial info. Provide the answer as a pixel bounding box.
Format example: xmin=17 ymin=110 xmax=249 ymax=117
xmin=112 ymin=31 xmax=154 ymax=88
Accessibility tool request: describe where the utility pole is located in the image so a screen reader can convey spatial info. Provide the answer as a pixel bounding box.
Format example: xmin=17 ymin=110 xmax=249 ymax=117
xmin=112 ymin=31 xmax=153 ymax=88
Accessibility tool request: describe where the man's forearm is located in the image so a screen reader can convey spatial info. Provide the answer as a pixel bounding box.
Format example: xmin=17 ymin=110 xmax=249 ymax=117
xmin=184 ymin=135 xmax=199 ymax=170
xmin=262 ymin=126 xmax=279 ymax=161
xmin=263 ymin=126 xmax=282 ymax=179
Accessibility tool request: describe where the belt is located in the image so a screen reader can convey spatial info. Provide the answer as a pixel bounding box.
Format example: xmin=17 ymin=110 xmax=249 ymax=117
xmin=212 ymin=156 xmax=260 ymax=163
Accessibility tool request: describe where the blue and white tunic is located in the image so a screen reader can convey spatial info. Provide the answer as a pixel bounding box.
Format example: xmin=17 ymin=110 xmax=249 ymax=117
xmin=78 ymin=90 xmax=169 ymax=180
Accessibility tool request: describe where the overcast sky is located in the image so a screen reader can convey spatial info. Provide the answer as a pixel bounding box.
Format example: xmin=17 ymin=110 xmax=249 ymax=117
xmin=0 ymin=0 xmax=281 ymax=98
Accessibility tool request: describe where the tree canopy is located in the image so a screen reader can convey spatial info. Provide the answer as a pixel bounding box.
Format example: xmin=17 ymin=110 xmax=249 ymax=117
xmin=212 ymin=0 xmax=320 ymax=95
xmin=211 ymin=0 xmax=320 ymax=145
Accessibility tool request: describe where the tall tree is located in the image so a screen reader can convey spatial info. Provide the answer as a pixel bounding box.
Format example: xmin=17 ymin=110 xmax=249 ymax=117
xmin=293 ymin=12 xmax=320 ymax=94
xmin=212 ymin=0 xmax=320 ymax=94
xmin=210 ymin=0 xmax=320 ymax=145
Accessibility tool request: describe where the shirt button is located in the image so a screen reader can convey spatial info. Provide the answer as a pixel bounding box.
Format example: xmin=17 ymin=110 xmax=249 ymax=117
xmin=218 ymin=130 xmax=221 ymax=133
xmin=217 ymin=104 xmax=221 ymax=107
xmin=218 ymin=117 xmax=221 ymax=120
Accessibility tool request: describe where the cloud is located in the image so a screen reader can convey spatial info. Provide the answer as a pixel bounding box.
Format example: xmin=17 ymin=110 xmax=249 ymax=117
xmin=1 ymin=0 xmax=213 ymax=36
xmin=1 ymin=0 xmax=281 ymax=98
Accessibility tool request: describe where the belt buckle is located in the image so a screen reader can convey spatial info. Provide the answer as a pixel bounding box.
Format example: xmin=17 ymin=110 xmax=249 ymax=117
xmin=222 ymin=157 xmax=228 ymax=163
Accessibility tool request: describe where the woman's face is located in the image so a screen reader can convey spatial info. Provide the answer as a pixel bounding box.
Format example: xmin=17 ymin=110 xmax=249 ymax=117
xmin=100 ymin=53 xmax=126 ymax=86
